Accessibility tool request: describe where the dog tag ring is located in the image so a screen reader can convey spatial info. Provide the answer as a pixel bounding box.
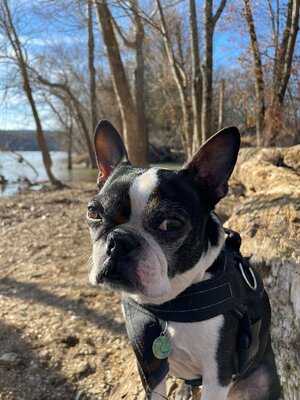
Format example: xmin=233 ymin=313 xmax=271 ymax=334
xmin=152 ymin=323 xmax=172 ymax=360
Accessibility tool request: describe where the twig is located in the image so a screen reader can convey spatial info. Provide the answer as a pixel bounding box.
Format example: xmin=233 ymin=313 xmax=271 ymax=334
xmin=0 ymin=147 xmax=39 ymax=178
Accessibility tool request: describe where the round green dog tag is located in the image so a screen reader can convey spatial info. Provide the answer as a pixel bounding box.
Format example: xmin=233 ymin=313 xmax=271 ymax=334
xmin=152 ymin=335 xmax=172 ymax=360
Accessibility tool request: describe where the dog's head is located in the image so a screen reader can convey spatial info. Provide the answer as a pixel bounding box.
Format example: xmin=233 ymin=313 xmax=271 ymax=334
xmin=88 ymin=120 xmax=240 ymax=304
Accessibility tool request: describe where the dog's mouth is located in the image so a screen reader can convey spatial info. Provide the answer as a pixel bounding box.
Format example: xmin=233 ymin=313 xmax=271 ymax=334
xmin=94 ymin=257 xmax=139 ymax=293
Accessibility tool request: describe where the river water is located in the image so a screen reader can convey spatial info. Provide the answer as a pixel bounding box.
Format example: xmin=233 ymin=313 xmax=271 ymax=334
xmin=0 ymin=151 xmax=97 ymax=197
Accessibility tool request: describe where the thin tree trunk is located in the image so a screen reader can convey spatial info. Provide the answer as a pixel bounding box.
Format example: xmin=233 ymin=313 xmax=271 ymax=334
xmin=33 ymin=71 xmax=97 ymax=168
xmin=202 ymin=0 xmax=213 ymax=142
xmin=46 ymin=96 xmax=73 ymax=170
xmin=243 ymin=0 xmax=265 ymax=147
xmin=278 ymin=0 xmax=299 ymax=103
xmin=202 ymin=0 xmax=227 ymax=141
xmin=189 ymin=0 xmax=202 ymax=153
xmin=218 ymin=79 xmax=225 ymax=130
xmin=1 ymin=0 xmax=62 ymax=187
xmin=87 ymin=0 xmax=98 ymax=134
xmin=67 ymin=124 xmax=73 ymax=170
xmin=133 ymin=1 xmax=149 ymax=165
xmin=156 ymin=0 xmax=193 ymax=158
xmin=94 ymin=0 xmax=148 ymax=166
xmin=69 ymin=90 xmax=96 ymax=168
xmin=265 ymin=0 xmax=299 ymax=145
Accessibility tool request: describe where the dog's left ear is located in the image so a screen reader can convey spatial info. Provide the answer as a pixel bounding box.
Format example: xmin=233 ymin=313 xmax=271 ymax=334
xmin=183 ymin=127 xmax=240 ymax=205
xmin=94 ymin=120 xmax=129 ymax=186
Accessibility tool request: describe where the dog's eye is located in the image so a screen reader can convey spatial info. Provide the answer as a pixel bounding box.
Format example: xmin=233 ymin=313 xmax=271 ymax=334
xmin=87 ymin=201 xmax=103 ymax=222
xmin=158 ymin=218 xmax=183 ymax=232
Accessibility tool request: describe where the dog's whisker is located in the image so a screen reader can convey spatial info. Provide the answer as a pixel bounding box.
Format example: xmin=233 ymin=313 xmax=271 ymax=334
xmin=87 ymin=255 xmax=93 ymax=273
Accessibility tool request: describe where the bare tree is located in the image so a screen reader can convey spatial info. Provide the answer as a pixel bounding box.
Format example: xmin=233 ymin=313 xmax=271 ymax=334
xmin=32 ymin=69 xmax=97 ymax=168
xmin=87 ymin=0 xmax=98 ymax=134
xmin=94 ymin=0 xmax=148 ymax=166
xmin=133 ymin=1 xmax=149 ymax=161
xmin=0 ymin=0 xmax=63 ymax=187
xmin=218 ymin=78 xmax=225 ymax=130
xmin=201 ymin=0 xmax=227 ymax=141
xmin=243 ymin=0 xmax=265 ymax=146
xmin=45 ymin=96 xmax=74 ymax=170
xmin=189 ymin=0 xmax=202 ymax=153
xmin=156 ymin=0 xmax=194 ymax=158
xmin=112 ymin=0 xmax=149 ymax=164
xmin=266 ymin=0 xmax=300 ymax=144
xmin=244 ymin=0 xmax=300 ymax=146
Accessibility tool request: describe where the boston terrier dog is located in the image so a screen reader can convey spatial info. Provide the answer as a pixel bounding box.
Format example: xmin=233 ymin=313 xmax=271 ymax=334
xmin=87 ymin=120 xmax=281 ymax=400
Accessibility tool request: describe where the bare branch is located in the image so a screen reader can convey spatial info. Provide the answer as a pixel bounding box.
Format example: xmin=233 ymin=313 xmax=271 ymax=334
xmin=112 ymin=15 xmax=136 ymax=49
xmin=212 ymin=0 xmax=227 ymax=26
xmin=279 ymin=0 xmax=300 ymax=101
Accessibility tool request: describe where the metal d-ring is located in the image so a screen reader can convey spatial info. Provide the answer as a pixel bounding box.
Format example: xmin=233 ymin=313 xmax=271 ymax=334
xmin=239 ymin=262 xmax=257 ymax=291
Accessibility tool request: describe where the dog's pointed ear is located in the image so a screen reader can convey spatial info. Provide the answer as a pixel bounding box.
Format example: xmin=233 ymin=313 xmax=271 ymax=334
xmin=94 ymin=120 xmax=129 ymax=186
xmin=182 ymin=127 xmax=240 ymax=205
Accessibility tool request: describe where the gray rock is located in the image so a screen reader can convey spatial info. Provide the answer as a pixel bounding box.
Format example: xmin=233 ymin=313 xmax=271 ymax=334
xmin=0 ymin=352 xmax=20 ymax=367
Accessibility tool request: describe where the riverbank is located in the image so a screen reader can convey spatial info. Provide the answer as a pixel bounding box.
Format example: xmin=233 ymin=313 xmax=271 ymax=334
xmin=0 ymin=151 xmax=98 ymax=197
xmin=0 ymin=183 xmax=129 ymax=400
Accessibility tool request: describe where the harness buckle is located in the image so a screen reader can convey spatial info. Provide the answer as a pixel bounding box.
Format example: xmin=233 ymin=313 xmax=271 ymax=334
xmin=238 ymin=262 xmax=257 ymax=291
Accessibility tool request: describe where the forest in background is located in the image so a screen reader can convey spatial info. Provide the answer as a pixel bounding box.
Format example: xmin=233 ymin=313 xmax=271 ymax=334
xmin=0 ymin=0 xmax=299 ymax=187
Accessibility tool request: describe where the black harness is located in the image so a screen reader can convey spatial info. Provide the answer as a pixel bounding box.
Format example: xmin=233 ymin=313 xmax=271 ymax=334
xmin=122 ymin=230 xmax=266 ymax=396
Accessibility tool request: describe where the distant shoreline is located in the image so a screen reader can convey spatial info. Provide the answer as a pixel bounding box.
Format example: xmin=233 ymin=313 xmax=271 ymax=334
xmin=0 ymin=130 xmax=63 ymax=151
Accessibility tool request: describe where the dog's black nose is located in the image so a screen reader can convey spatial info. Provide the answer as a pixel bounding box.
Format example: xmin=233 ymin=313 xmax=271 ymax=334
xmin=106 ymin=229 xmax=138 ymax=258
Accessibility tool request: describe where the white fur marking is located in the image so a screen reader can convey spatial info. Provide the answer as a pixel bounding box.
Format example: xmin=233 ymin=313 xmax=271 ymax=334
xmin=126 ymin=168 xmax=172 ymax=297
xmin=168 ymin=315 xmax=224 ymax=380
xmin=129 ymin=167 xmax=159 ymax=224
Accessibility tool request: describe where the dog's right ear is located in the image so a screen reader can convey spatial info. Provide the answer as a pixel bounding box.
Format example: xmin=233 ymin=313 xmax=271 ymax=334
xmin=182 ymin=126 xmax=240 ymax=205
xmin=94 ymin=120 xmax=129 ymax=187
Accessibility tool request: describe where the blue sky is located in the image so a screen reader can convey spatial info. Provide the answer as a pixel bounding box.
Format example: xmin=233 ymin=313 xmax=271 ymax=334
xmin=0 ymin=0 xmax=297 ymax=131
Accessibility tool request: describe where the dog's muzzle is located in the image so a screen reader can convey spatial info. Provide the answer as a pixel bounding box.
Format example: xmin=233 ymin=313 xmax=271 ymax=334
xmin=96 ymin=228 xmax=140 ymax=285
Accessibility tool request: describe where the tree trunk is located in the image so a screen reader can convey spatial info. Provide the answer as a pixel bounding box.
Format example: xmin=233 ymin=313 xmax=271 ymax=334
xmin=1 ymin=0 xmax=62 ymax=187
xmin=189 ymin=0 xmax=202 ymax=153
xmin=23 ymin=77 xmax=63 ymax=186
xmin=67 ymin=123 xmax=73 ymax=170
xmin=243 ymin=0 xmax=265 ymax=147
xmin=133 ymin=1 xmax=149 ymax=165
xmin=94 ymin=0 xmax=148 ymax=167
xmin=87 ymin=0 xmax=98 ymax=135
xmin=202 ymin=0 xmax=227 ymax=141
xmin=156 ymin=0 xmax=193 ymax=159
xmin=202 ymin=0 xmax=214 ymax=141
xmin=218 ymin=79 xmax=225 ymax=130
xmin=34 ymin=72 xmax=97 ymax=168
xmin=69 ymin=90 xmax=97 ymax=168
xmin=278 ymin=0 xmax=299 ymax=103
xmin=43 ymin=95 xmax=74 ymax=170
xmin=265 ymin=0 xmax=299 ymax=145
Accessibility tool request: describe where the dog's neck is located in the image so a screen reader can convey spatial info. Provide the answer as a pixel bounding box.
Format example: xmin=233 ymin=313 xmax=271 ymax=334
xmin=127 ymin=216 xmax=226 ymax=306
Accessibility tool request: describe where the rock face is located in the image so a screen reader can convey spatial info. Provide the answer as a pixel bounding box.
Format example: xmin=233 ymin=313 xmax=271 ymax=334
xmin=224 ymin=145 xmax=300 ymax=400
xmin=110 ymin=145 xmax=300 ymax=399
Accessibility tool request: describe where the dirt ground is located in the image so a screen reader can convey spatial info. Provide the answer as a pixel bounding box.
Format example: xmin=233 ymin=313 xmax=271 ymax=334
xmin=0 ymin=183 xmax=132 ymax=400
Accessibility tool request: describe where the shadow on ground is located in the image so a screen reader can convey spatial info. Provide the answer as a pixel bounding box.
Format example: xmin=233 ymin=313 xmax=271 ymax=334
xmin=0 ymin=277 xmax=125 ymax=336
xmin=0 ymin=320 xmax=87 ymax=400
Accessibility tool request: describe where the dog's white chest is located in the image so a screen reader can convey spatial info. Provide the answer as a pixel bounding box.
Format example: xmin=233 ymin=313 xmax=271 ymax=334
xmin=167 ymin=315 xmax=224 ymax=380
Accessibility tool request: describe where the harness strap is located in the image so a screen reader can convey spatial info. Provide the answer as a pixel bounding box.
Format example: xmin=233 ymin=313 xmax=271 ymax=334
xmin=137 ymin=252 xmax=264 ymax=323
